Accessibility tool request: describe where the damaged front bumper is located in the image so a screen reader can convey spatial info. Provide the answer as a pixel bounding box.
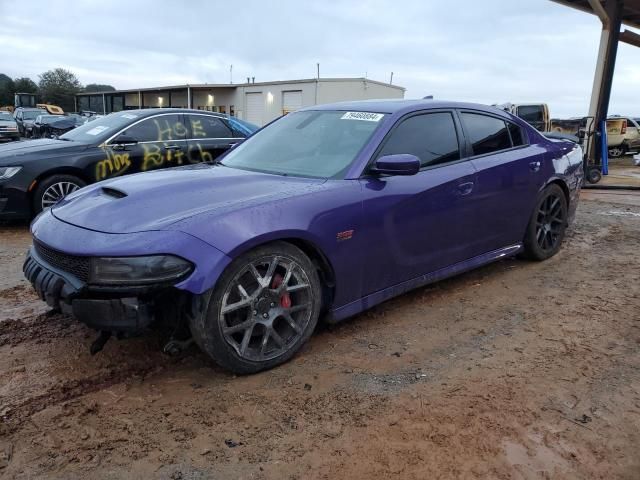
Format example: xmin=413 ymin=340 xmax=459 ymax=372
xmin=24 ymin=246 xmax=159 ymax=333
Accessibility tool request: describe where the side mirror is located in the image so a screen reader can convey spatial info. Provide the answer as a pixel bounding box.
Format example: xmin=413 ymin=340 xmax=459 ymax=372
xmin=371 ymin=154 xmax=421 ymax=176
xmin=111 ymin=134 xmax=138 ymax=150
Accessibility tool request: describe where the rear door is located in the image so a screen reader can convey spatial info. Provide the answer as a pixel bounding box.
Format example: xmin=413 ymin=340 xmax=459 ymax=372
xmin=185 ymin=114 xmax=239 ymax=163
xmin=460 ymin=111 xmax=544 ymax=251
xmin=359 ymin=110 xmax=479 ymax=294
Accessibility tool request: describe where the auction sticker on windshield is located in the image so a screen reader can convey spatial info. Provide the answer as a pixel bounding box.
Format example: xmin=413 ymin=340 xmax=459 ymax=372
xmin=86 ymin=126 xmax=110 ymax=136
xmin=341 ymin=112 xmax=384 ymax=122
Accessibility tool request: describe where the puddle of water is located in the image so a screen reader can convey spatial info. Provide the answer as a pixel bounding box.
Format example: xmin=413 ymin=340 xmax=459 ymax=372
xmin=601 ymin=210 xmax=640 ymax=218
xmin=503 ymin=433 xmax=570 ymax=477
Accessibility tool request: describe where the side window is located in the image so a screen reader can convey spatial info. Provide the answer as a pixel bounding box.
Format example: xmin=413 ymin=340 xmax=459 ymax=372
xmin=121 ymin=115 xmax=186 ymax=142
xmin=507 ymin=122 xmax=525 ymax=146
xmin=377 ymin=112 xmax=460 ymax=168
xmin=461 ymin=113 xmax=511 ymax=156
xmin=187 ymin=115 xmax=233 ymax=139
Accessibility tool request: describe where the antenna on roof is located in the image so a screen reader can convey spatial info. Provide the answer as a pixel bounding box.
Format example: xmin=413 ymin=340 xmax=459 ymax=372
xmin=390 ymin=72 xmax=394 ymax=85
xmin=230 ymin=64 xmax=233 ymax=84
xmin=317 ymin=63 xmax=320 ymax=79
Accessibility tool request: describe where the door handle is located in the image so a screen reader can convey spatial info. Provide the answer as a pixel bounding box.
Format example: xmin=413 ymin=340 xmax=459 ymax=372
xmin=529 ymin=161 xmax=541 ymax=172
xmin=457 ymin=181 xmax=474 ymax=196
xmin=164 ymin=144 xmax=181 ymax=150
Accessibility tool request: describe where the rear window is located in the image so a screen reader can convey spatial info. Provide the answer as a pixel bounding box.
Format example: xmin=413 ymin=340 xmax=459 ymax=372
xmin=516 ymin=105 xmax=543 ymax=123
xmin=187 ymin=115 xmax=232 ymax=139
xmin=461 ymin=113 xmax=511 ymax=155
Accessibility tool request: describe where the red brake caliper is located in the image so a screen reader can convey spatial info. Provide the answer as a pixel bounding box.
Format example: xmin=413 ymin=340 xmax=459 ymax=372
xmin=271 ymin=274 xmax=291 ymax=309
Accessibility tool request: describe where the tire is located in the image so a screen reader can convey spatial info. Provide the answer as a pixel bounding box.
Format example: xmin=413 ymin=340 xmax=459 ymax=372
xmin=522 ymin=184 xmax=568 ymax=261
xmin=189 ymin=241 xmax=322 ymax=374
xmin=608 ymin=146 xmax=625 ymax=158
xmin=586 ymin=167 xmax=602 ymax=184
xmin=33 ymin=174 xmax=86 ymax=215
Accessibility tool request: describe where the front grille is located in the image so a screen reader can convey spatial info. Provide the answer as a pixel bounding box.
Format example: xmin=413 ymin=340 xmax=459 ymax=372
xmin=34 ymin=241 xmax=90 ymax=282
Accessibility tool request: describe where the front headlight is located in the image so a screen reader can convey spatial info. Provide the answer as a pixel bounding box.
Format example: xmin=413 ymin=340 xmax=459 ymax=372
xmin=0 ymin=166 xmax=22 ymax=180
xmin=89 ymin=255 xmax=193 ymax=285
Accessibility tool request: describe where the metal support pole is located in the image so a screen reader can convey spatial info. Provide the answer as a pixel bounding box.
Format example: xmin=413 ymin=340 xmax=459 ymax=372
xmin=102 ymin=93 xmax=106 ymax=115
xmin=586 ymin=0 xmax=622 ymax=169
xmin=138 ymin=91 xmax=142 ymax=109
xmin=187 ymin=86 xmax=191 ymax=109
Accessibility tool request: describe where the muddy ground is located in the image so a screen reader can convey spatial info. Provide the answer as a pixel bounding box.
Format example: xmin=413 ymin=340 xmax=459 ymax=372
xmin=0 ymin=193 xmax=639 ymax=479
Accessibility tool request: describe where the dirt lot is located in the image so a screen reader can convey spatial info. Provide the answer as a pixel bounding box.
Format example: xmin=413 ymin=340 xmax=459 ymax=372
xmin=1 ymin=193 xmax=639 ymax=479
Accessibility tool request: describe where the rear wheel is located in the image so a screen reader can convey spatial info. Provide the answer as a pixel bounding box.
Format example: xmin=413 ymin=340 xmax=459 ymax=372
xmin=33 ymin=174 xmax=86 ymax=214
xmin=522 ymin=184 xmax=568 ymax=261
xmin=189 ymin=241 xmax=322 ymax=374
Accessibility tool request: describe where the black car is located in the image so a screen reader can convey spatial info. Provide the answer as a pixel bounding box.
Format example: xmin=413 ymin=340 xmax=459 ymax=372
xmin=32 ymin=114 xmax=65 ymax=138
xmin=14 ymin=107 xmax=45 ymax=137
xmin=0 ymin=108 xmax=257 ymax=219
xmin=0 ymin=111 xmax=20 ymax=141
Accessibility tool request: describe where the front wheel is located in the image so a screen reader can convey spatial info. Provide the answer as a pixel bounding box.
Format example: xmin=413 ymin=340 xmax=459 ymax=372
xmin=33 ymin=174 xmax=86 ymax=215
xmin=522 ymin=184 xmax=568 ymax=261
xmin=608 ymin=145 xmax=625 ymax=158
xmin=189 ymin=241 xmax=322 ymax=374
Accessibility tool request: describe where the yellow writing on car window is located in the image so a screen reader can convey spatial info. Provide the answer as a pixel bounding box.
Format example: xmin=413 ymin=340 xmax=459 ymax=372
xmin=191 ymin=119 xmax=206 ymax=137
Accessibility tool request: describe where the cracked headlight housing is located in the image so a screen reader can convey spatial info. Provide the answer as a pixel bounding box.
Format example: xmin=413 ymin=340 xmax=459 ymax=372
xmin=0 ymin=166 xmax=22 ymax=180
xmin=89 ymin=255 xmax=193 ymax=285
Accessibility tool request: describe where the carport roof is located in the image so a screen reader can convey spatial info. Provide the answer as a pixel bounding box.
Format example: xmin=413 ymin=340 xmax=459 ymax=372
xmin=552 ymin=0 xmax=640 ymax=29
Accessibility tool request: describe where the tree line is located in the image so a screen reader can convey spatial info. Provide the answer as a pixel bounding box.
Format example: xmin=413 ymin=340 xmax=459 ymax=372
xmin=0 ymin=68 xmax=115 ymax=112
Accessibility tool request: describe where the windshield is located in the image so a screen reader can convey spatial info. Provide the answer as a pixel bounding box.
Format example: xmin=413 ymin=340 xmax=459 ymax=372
xmin=39 ymin=115 xmax=60 ymax=123
xmin=22 ymin=110 xmax=42 ymax=120
xmin=222 ymin=110 xmax=385 ymax=178
xmin=228 ymin=116 xmax=259 ymax=136
xmin=59 ymin=111 xmax=141 ymax=143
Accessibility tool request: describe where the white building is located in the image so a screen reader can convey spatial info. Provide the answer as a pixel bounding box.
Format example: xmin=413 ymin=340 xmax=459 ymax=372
xmin=76 ymin=77 xmax=406 ymax=126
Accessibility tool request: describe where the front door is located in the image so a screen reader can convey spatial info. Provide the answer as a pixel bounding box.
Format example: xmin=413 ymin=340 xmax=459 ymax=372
xmin=186 ymin=114 xmax=239 ymax=163
xmin=359 ymin=111 xmax=479 ymax=296
xmin=98 ymin=113 xmax=188 ymax=181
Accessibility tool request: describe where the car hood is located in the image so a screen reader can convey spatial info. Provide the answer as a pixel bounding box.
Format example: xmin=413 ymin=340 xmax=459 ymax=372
xmin=51 ymin=164 xmax=326 ymax=234
xmin=0 ymin=138 xmax=86 ymax=164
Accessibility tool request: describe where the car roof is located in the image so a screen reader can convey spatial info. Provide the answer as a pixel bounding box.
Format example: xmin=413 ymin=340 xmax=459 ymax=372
xmin=117 ymin=108 xmax=227 ymax=118
xmin=303 ymin=99 xmax=508 ymax=116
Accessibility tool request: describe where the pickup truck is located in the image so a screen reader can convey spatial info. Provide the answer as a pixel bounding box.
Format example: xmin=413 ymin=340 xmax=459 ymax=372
xmin=498 ymin=103 xmax=639 ymax=158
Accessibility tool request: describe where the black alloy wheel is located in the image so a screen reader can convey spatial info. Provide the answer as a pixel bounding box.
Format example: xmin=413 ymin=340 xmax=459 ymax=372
xmin=535 ymin=194 xmax=564 ymax=252
xmin=522 ymin=184 xmax=568 ymax=261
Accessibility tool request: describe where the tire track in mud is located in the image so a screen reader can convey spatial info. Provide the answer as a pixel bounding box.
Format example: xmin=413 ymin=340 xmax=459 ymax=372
xmin=0 ymin=311 xmax=77 ymax=347
xmin=1 ymin=358 xmax=173 ymax=436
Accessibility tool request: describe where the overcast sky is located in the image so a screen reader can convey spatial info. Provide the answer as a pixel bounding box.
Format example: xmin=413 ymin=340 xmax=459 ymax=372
xmin=1 ymin=0 xmax=639 ymax=117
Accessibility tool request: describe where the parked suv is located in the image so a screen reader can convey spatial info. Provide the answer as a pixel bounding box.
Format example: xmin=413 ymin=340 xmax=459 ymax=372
xmin=0 ymin=108 xmax=258 ymax=219
xmin=607 ymin=115 xmax=640 ymax=158
xmin=14 ymin=107 xmax=49 ymax=137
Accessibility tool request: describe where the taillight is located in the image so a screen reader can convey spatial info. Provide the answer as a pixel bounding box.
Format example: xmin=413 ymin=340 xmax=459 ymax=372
xmin=622 ymin=120 xmax=627 ymax=134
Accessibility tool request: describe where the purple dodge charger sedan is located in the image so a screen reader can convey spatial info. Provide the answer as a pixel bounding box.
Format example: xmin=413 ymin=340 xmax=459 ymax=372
xmin=24 ymin=99 xmax=583 ymax=373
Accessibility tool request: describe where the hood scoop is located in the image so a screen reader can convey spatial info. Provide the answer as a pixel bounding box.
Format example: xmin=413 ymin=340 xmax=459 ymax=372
xmin=101 ymin=186 xmax=128 ymax=199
